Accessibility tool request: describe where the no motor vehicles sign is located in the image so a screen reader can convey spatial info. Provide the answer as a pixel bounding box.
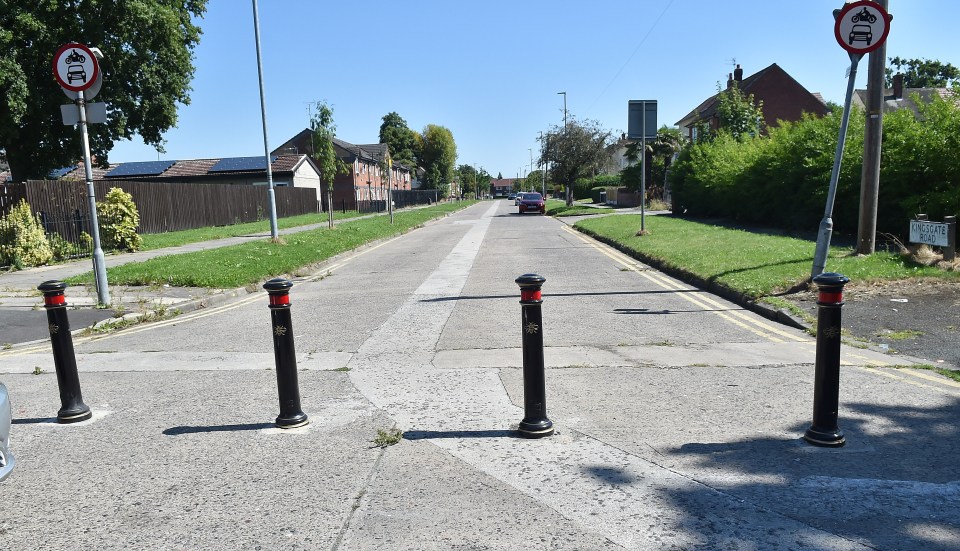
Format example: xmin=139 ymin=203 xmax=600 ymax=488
xmin=834 ymin=1 xmax=891 ymax=55
xmin=52 ymin=43 xmax=100 ymax=93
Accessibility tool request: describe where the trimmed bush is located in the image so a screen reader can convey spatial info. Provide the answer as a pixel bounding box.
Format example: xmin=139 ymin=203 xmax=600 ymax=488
xmin=97 ymin=187 xmax=143 ymax=252
xmin=670 ymin=95 xmax=960 ymax=238
xmin=0 ymin=199 xmax=53 ymax=268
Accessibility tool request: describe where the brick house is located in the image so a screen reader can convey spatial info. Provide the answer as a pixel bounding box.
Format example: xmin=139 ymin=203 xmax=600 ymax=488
xmin=676 ymin=63 xmax=829 ymax=141
xmin=489 ymin=178 xmax=518 ymax=197
xmin=273 ymin=129 xmax=412 ymax=211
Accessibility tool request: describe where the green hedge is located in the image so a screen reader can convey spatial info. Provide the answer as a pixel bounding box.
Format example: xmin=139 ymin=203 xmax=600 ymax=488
xmin=670 ymin=94 xmax=960 ymax=236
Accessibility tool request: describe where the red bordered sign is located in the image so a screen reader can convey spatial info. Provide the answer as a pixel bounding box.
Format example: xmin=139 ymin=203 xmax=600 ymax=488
xmin=52 ymin=43 xmax=100 ymax=93
xmin=834 ymin=1 xmax=891 ymax=55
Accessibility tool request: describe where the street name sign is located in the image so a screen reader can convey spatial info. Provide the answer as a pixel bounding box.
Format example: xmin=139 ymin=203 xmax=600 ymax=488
xmin=834 ymin=1 xmax=891 ymax=55
xmin=910 ymin=219 xmax=951 ymax=247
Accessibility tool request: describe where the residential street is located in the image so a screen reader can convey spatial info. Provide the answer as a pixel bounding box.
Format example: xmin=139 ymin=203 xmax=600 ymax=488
xmin=2 ymin=201 xmax=959 ymax=550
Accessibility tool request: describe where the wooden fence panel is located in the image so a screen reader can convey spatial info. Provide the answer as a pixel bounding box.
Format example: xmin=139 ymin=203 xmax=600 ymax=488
xmin=21 ymin=180 xmax=318 ymax=237
xmin=0 ymin=183 xmax=28 ymax=215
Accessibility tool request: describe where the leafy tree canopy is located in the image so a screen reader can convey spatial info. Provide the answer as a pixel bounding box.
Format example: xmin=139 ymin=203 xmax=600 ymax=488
xmin=0 ymin=1 xmax=208 ymax=182
xmin=885 ymin=57 xmax=960 ymax=88
xmin=541 ymin=117 xmax=615 ymax=205
xmin=378 ymin=111 xmax=419 ymax=170
xmin=715 ymin=84 xmax=764 ymax=140
xmin=310 ymin=100 xmax=348 ymax=185
xmin=417 ymin=124 xmax=457 ymax=195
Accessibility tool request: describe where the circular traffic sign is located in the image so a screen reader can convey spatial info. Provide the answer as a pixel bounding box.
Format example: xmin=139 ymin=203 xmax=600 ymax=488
xmin=834 ymin=1 xmax=891 ymax=55
xmin=52 ymin=43 xmax=100 ymax=93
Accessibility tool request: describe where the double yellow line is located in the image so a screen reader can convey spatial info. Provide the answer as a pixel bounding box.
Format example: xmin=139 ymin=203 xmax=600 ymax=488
xmin=562 ymin=226 xmax=960 ymax=394
xmin=562 ymin=226 xmax=809 ymax=344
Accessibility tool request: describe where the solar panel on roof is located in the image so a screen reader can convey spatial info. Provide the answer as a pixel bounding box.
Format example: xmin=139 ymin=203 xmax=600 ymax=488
xmin=48 ymin=167 xmax=76 ymax=179
xmin=208 ymin=156 xmax=277 ymax=173
xmin=106 ymin=160 xmax=176 ymax=178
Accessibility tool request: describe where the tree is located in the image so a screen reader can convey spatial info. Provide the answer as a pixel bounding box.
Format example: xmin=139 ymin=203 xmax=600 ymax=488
xmin=621 ymin=126 xmax=684 ymax=200
xmin=310 ymin=101 xmax=348 ymax=221
xmin=715 ymin=83 xmax=764 ymax=140
xmin=476 ymin=167 xmax=492 ymax=197
xmin=456 ymin=164 xmax=480 ymax=197
xmin=541 ymin=117 xmax=614 ymax=205
xmin=0 ymin=1 xmax=207 ymax=182
xmin=417 ymin=124 xmax=457 ymax=196
xmin=378 ymin=112 xmax=419 ymax=170
xmin=886 ymin=57 xmax=960 ymax=88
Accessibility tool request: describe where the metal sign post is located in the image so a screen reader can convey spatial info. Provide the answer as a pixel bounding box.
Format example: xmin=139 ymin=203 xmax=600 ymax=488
xmin=53 ymin=43 xmax=109 ymax=306
xmin=812 ymin=1 xmax=891 ymax=277
xmin=628 ymin=100 xmax=657 ymax=235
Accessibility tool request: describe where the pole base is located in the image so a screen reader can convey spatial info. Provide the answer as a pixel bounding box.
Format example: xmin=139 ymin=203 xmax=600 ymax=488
xmin=518 ymin=418 xmax=554 ymax=439
xmin=803 ymin=426 xmax=845 ymax=447
xmin=58 ymin=406 xmax=92 ymax=424
xmin=276 ymin=412 xmax=309 ymax=429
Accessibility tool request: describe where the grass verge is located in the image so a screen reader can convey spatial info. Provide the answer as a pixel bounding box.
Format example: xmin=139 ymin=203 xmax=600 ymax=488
xmin=575 ymin=214 xmax=959 ymax=299
xmin=140 ymin=211 xmax=365 ymax=250
xmin=68 ymin=202 xmax=472 ymax=288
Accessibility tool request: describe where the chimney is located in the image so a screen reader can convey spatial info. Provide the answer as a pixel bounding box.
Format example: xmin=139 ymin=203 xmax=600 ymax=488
xmin=734 ymin=64 xmax=743 ymax=83
xmin=893 ymin=73 xmax=903 ymax=99
xmin=727 ymin=73 xmax=734 ymax=89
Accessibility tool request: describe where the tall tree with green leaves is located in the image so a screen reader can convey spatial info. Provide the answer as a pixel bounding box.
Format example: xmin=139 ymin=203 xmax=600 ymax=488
xmin=310 ymin=101 xmax=348 ymax=220
xmin=378 ymin=112 xmax=419 ymax=170
xmin=886 ymin=57 xmax=960 ymax=88
xmin=715 ymin=83 xmax=764 ymax=140
xmin=542 ymin=117 xmax=614 ymax=206
xmin=417 ymin=124 xmax=457 ymax=197
xmin=0 ymin=1 xmax=208 ymax=182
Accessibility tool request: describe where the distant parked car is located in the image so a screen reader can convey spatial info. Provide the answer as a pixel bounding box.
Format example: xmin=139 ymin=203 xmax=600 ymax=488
xmin=0 ymin=383 xmax=14 ymax=482
xmin=518 ymin=192 xmax=545 ymax=215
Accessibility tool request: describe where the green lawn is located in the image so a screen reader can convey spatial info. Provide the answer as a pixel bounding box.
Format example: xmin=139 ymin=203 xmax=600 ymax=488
xmin=140 ymin=211 xmax=364 ymax=250
xmin=69 ymin=202 xmax=474 ymax=288
xmin=575 ymin=214 xmax=957 ymax=298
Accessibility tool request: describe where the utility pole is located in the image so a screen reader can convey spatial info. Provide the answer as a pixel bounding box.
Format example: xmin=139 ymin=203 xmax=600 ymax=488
xmin=857 ymin=0 xmax=889 ymax=255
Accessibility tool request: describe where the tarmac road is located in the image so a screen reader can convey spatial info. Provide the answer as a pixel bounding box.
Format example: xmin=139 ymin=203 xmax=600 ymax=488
xmin=1 ymin=200 xmax=958 ymax=550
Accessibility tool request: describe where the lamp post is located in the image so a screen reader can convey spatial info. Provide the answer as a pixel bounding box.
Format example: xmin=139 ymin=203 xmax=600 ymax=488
xmin=557 ymin=91 xmax=567 ymax=126
xmin=251 ymin=0 xmax=279 ymax=240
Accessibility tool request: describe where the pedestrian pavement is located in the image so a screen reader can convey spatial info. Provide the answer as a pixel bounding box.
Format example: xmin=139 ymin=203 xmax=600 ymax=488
xmin=0 ymin=218 xmax=353 ymax=345
xmin=2 ymin=202 xmax=959 ymax=549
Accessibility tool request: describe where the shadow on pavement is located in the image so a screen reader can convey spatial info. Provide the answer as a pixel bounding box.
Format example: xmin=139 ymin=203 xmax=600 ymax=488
xmin=163 ymin=422 xmax=274 ymax=435
xmin=662 ymin=397 xmax=960 ymax=549
xmin=403 ymin=429 xmax=518 ymax=440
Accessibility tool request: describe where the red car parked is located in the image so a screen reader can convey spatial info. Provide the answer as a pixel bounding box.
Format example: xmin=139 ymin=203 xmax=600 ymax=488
xmin=517 ymin=192 xmax=545 ymax=215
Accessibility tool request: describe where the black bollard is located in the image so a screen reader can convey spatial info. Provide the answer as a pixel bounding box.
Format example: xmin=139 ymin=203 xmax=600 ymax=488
xmin=263 ymin=278 xmax=309 ymax=429
xmin=515 ymin=274 xmax=554 ymax=438
xmin=803 ymin=272 xmax=850 ymax=447
xmin=37 ymin=281 xmax=92 ymax=424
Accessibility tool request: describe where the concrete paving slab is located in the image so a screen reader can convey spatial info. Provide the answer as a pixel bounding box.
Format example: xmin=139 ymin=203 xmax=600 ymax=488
xmin=0 ymin=370 xmax=391 ymax=550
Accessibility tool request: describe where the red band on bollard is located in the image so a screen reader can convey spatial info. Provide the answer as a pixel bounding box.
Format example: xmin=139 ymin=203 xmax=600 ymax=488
xmin=819 ymin=291 xmax=843 ymax=304
xmin=269 ymin=294 xmax=290 ymax=306
xmin=44 ymin=294 xmax=66 ymax=306
xmin=520 ymin=290 xmax=542 ymax=301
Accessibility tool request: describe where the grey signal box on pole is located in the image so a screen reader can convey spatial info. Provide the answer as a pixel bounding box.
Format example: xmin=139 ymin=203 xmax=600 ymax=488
xmin=627 ymin=100 xmax=657 ymax=140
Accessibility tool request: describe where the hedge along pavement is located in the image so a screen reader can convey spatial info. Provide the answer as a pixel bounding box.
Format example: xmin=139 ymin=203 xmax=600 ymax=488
xmin=574 ymin=214 xmax=958 ymax=301
xmin=66 ymin=202 xmax=475 ymax=289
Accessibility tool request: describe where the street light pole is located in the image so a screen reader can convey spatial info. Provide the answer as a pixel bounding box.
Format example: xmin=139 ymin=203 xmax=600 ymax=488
xmin=558 ymin=91 xmax=569 ymax=204
xmin=557 ymin=91 xmax=567 ymax=126
xmin=252 ymin=0 xmax=279 ymax=240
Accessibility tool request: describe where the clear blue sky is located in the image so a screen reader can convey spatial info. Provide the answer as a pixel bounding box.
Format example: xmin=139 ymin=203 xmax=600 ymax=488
xmin=108 ymin=0 xmax=957 ymax=179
